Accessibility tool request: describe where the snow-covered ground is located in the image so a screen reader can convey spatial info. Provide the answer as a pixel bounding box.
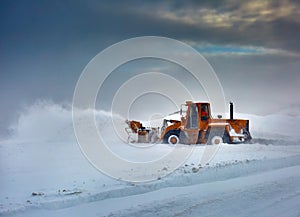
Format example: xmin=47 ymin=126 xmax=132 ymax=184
xmin=1 ymin=102 xmax=300 ymax=217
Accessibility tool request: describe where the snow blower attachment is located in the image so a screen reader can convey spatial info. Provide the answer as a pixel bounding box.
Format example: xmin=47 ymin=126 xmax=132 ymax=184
xmin=125 ymin=101 xmax=252 ymax=145
xmin=125 ymin=120 xmax=160 ymax=143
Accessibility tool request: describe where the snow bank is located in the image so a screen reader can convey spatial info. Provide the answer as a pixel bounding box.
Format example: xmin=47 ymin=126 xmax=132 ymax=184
xmin=235 ymin=113 xmax=300 ymax=141
xmin=2 ymin=147 xmax=300 ymax=217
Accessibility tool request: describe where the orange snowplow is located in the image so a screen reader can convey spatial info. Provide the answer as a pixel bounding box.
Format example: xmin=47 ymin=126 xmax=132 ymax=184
xmin=126 ymin=101 xmax=251 ymax=145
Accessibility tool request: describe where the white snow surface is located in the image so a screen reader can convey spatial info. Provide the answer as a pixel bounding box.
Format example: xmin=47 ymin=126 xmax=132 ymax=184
xmin=1 ymin=101 xmax=300 ymax=217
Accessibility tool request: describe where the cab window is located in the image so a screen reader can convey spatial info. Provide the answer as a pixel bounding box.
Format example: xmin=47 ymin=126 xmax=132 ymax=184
xmin=201 ymin=104 xmax=209 ymax=121
xmin=186 ymin=104 xmax=198 ymax=129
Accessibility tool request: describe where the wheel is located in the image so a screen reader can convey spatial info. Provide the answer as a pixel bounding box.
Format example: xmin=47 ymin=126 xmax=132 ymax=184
xmin=163 ymin=130 xmax=180 ymax=145
xmin=209 ymin=135 xmax=223 ymax=145
xmin=206 ymin=128 xmax=226 ymax=145
xmin=168 ymin=135 xmax=180 ymax=145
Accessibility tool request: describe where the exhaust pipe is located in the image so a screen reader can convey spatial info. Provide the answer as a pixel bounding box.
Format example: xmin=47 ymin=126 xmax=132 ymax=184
xmin=230 ymin=102 xmax=234 ymax=120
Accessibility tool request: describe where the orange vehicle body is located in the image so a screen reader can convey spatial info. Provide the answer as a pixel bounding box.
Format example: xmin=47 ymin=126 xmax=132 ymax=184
xmin=126 ymin=101 xmax=251 ymax=145
xmin=160 ymin=101 xmax=251 ymax=144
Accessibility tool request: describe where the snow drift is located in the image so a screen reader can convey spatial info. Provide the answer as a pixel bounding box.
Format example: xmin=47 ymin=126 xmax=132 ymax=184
xmin=237 ymin=113 xmax=300 ymax=141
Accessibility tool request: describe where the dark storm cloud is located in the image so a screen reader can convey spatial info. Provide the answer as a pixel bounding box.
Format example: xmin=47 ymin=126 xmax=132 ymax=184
xmin=2 ymin=0 xmax=299 ymax=55
xmin=113 ymin=0 xmax=300 ymax=55
xmin=81 ymin=0 xmax=300 ymax=56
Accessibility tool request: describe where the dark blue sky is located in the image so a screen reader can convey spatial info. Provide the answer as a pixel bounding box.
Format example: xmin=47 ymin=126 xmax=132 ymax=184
xmin=1 ymin=0 xmax=300 ymax=133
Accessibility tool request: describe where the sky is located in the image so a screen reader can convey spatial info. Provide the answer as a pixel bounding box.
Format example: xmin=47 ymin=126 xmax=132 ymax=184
xmin=1 ymin=0 xmax=300 ymax=134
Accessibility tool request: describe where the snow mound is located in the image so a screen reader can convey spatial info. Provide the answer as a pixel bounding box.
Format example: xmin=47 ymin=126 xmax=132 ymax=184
xmin=236 ymin=113 xmax=300 ymax=141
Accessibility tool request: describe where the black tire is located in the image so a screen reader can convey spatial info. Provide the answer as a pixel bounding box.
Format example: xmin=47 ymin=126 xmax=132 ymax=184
xmin=206 ymin=127 xmax=229 ymax=145
xmin=163 ymin=129 xmax=180 ymax=144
